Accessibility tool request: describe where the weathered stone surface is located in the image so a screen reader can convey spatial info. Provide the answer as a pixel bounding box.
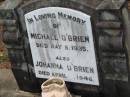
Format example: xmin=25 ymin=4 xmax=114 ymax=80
xmin=6 ymin=26 xmax=17 ymax=32
xmin=0 ymin=0 xmax=129 ymax=97
xmin=0 ymin=19 xmax=16 ymax=26
xmin=96 ymin=21 xmax=121 ymax=29
xmin=122 ymin=8 xmax=130 ymax=70
xmin=0 ymin=25 xmax=4 ymax=41
xmin=101 ymin=54 xmax=128 ymax=81
xmin=2 ymin=31 xmax=20 ymax=44
xmin=99 ymin=35 xmax=123 ymax=51
xmin=99 ymin=11 xmax=119 ymax=21
xmin=8 ymin=49 xmax=26 ymax=64
xmin=0 ymin=0 xmax=21 ymax=47
xmin=0 ymin=0 xmax=22 ymax=9
xmin=97 ymin=0 xmax=126 ymax=10
xmin=68 ymin=0 xmax=103 ymax=9
xmin=102 ymin=29 xmax=121 ymax=36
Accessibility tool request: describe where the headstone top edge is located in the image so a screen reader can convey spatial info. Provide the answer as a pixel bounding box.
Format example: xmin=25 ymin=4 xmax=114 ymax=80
xmin=19 ymin=0 xmax=102 ymax=10
xmin=0 ymin=0 xmax=126 ymax=10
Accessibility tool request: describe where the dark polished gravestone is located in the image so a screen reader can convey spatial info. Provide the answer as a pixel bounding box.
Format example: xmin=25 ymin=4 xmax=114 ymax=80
xmin=1 ymin=0 xmax=130 ymax=97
